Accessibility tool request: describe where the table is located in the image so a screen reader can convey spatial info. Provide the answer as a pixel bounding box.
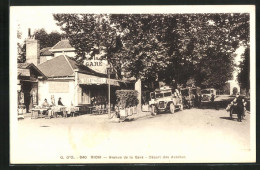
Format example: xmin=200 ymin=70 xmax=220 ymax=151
xmin=51 ymin=106 xmax=67 ymax=117
xmin=66 ymin=106 xmax=80 ymax=117
xmin=31 ymin=108 xmax=49 ymax=119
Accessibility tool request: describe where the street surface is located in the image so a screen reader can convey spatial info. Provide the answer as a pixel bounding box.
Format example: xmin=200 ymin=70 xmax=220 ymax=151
xmin=11 ymin=106 xmax=251 ymax=163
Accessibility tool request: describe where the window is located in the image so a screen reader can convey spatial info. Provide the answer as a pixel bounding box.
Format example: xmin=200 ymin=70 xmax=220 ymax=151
xmin=155 ymin=93 xmax=163 ymax=98
xmin=164 ymin=92 xmax=172 ymax=97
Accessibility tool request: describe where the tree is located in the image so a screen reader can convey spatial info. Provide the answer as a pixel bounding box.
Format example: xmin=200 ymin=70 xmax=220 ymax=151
xmin=53 ymin=13 xmax=249 ymax=89
xmin=110 ymin=14 xmax=169 ymax=81
xmin=17 ymin=43 xmax=26 ymax=63
xmin=17 ymin=24 xmax=26 ymax=63
xmin=33 ymin=28 xmax=63 ymax=49
xmin=237 ymin=47 xmax=250 ymax=91
xmin=53 ymin=14 xmax=123 ymax=76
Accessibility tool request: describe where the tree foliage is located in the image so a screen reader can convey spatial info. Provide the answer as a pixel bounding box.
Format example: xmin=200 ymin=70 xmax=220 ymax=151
xmin=53 ymin=13 xmax=249 ymax=89
xmin=17 ymin=25 xmax=26 ymax=63
xmin=17 ymin=43 xmax=26 ymax=63
xmin=17 ymin=28 xmax=64 ymax=63
xmin=33 ymin=28 xmax=63 ymax=49
xmin=237 ymin=47 xmax=250 ymax=91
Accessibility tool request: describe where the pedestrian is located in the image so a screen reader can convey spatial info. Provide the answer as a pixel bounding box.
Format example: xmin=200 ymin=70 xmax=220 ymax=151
xmin=242 ymin=98 xmax=247 ymax=119
xmin=41 ymin=98 xmax=50 ymax=115
xmin=58 ymin=97 xmax=64 ymax=106
xmin=210 ymin=93 xmax=215 ymax=102
xmin=233 ymin=93 xmax=244 ymax=122
xmin=198 ymin=94 xmax=202 ymax=108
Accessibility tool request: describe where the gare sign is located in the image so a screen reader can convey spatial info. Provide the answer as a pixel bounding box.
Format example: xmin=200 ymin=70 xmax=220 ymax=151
xmin=85 ymin=60 xmax=108 ymax=74
xmin=86 ymin=61 xmax=102 ymax=67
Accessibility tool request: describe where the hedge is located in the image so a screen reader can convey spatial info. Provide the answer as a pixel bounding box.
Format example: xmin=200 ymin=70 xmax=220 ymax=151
xmin=115 ymin=90 xmax=139 ymax=109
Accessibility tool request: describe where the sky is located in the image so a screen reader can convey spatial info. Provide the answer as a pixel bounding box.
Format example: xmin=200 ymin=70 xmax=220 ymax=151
xmin=15 ymin=12 xmax=62 ymax=43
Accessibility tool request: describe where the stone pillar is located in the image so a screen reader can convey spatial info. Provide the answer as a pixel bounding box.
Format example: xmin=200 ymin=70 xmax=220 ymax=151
xmin=135 ymin=78 xmax=142 ymax=113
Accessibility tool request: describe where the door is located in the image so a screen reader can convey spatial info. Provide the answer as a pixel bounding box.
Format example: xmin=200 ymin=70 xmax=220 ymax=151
xmin=22 ymin=82 xmax=32 ymax=113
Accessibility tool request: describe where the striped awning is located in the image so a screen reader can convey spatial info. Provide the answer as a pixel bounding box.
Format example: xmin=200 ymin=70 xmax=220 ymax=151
xmin=78 ymin=73 xmax=120 ymax=86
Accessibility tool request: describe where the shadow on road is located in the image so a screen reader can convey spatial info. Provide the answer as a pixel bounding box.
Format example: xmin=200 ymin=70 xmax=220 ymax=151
xmin=123 ymin=114 xmax=157 ymax=122
xmin=219 ymin=116 xmax=236 ymax=121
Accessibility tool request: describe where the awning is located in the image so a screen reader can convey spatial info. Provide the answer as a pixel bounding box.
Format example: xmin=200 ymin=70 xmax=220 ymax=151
xmin=78 ymin=73 xmax=120 ymax=86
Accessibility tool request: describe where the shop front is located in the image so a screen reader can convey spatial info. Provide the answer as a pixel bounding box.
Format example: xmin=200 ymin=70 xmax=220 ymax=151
xmin=76 ymin=73 xmax=120 ymax=112
xmin=17 ymin=63 xmax=46 ymax=113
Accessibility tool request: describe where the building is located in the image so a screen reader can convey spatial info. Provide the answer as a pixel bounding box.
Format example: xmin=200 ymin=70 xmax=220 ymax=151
xmin=39 ymin=47 xmax=52 ymax=63
xmin=17 ymin=63 xmax=46 ymax=113
xmin=223 ymin=80 xmax=241 ymax=95
xmin=39 ymin=39 xmax=76 ymax=64
xmin=17 ymin=35 xmax=47 ymax=113
xmin=37 ymin=54 xmax=121 ymax=110
xmin=49 ymin=39 xmax=76 ymax=58
xmin=24 ymin=36 xmax=130 ymax=111
xmin=39 ymin=38 xmax=108 ymax=74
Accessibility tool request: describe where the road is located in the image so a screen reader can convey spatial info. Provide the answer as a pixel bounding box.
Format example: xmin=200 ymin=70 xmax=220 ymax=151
xmin=11 ymin=107 xmax=252 ymax=163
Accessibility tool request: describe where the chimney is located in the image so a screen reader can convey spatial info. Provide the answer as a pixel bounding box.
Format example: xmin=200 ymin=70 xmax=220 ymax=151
xmin=26 ymin=29 xmax=40 ymax=65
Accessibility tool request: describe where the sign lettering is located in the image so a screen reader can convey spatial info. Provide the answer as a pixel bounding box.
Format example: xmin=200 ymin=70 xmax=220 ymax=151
xmin=86 ymin=61 xmax=102 ymax=67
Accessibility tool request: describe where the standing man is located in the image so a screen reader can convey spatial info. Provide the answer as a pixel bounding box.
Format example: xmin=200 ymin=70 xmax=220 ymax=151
xmin=233 ymin=93 xmax=244 ymax=122
xmin=198 ymin=94 xmax=202 ymax=108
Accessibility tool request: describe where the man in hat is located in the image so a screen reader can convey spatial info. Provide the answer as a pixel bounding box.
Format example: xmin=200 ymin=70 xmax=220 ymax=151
xmin=233 ymin=93 xmax=244 ymax=122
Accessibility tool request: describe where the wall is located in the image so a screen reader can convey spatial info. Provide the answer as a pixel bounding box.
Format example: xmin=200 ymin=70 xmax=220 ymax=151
xmin=53 ymin=51 xmax=76 ymax=58
xmin=228 ymin=80 xmax=240 ymax=95
xmin=38 ymin=79 xmax=76 ymax=106
xmin=40 ymin=55 xmax=53 ymax=64
xmin=222 ymin=83 xmax=230 ymax=95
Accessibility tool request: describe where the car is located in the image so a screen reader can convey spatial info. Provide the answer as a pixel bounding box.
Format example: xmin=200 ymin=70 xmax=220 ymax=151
xmin=149 ymin=86 xmax=183 ymax=115
xmin=201 ymin=88 xmax=216 ymax=102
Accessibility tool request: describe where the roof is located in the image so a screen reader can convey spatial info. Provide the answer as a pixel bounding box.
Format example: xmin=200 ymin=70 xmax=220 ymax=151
xmin=50 ymin=39 xmax=74 ymax=51
xmin=37 ymin=55 xmax=75 ymax=77
xmin=17 ymin=63 xmax=46 ymax=78
xmin=18 ymin=63 xmax=31 ymax=69
xmin=37 ymin=55 xmax=107 ymax=78
xmin=40 ymin=47 xmax=52 ymax=56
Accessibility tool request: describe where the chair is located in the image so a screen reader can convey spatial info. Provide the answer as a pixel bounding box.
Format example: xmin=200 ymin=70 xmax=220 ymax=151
xmin=92 ymin=106 xmax=98 ymax=115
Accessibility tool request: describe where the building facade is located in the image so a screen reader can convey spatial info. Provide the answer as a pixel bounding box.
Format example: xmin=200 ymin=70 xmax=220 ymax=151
xmin=37 ymin=55 xmax=120 ymax=110
xmin=17 ymin=63 xmax=46 ymax=113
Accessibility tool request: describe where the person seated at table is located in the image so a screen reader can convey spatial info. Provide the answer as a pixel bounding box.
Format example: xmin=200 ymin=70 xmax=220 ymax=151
xmin=41 ymin=99 xmax=50 ymax=115
xmin=42 ymin=99 xmax=50 ymax=108
xmin=58 ymin=97 xmax=64 ymax=106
